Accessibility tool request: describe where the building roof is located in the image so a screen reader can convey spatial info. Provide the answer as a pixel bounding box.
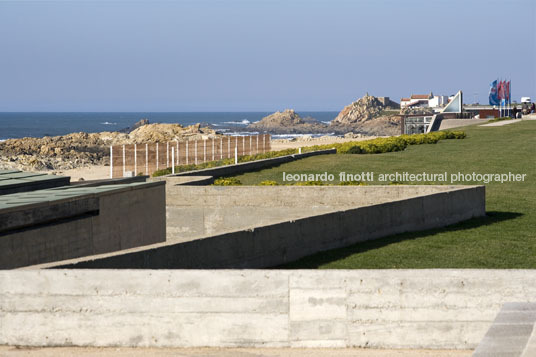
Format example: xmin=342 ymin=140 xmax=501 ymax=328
xmin=411 ymin=94 xmax=432 ymax=100
xmin=401 ymin=98 xmax=411 ymax=102
xmin=407 ymin=99 xmax=429 ymax=107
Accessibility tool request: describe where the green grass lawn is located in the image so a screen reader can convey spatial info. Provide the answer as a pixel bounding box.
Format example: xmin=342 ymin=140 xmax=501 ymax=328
xmin=232 ymin=121 xmax=536 ymax=268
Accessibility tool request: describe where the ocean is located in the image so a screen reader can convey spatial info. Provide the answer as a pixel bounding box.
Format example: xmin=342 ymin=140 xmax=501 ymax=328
xmin=0 ymin=112 xmax=338 ymax=141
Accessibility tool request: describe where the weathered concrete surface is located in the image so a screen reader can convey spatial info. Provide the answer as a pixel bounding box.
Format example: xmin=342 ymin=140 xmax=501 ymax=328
xmin=0 ymin=182 xmax=166 ymax=269
xmin=164 ymin=185 xmax=485 ymax=243
xmin=169 ymin=149 xmax=336 ymax=179
xmin=0 ymin=346 xmax=473 ymax=356
xmin=1 ymin=269 xmax=535 ymax=349
xmin=473 ymin=302 xmax=536 ymax=357
xmin=35 ymin=185 xmax=485 ymax=269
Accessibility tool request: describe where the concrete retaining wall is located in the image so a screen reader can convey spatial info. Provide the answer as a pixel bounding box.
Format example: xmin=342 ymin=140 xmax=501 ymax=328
xmin=37 ymin=185 xmax=485 ymax=269
xmin=164 ymin=185 xmax=485 ymax=242
xmin=0 ymin=182 xmax=166 ymax=269
xmin=167 ymin=149 xmax=336 ymax=179
xmin=1 ymin=269 xmax=535 ymax=349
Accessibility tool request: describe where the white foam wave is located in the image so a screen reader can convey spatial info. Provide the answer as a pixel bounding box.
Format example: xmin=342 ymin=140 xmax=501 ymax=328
xmin=222 ymin=119 xmax=250 ymax=125
xmin=101 ymin=122 xmax=117 ymax=125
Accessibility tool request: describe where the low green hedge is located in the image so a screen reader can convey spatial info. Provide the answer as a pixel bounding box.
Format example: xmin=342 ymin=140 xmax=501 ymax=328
xmin=303 ymin=130 xmax=466 ymax=155
xmin=213 ymin=177 xmax=242 ymax=186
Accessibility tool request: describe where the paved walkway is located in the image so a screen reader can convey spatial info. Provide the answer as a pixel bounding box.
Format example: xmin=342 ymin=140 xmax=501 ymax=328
xmin=0 ymin=347 xmax=473 ymax=357
xmin=480 ymin=119 xmax=522 ymax=127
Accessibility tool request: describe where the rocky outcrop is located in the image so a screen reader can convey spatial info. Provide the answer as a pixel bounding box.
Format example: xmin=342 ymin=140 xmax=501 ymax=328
xmin=330 ymin=94 xmax=401 ymax=136
xmin=118 ymin=118 xmax=150 ymax=133
xmin=0 ymin=123 xmax=218 ymax=171
xmin=247 ymin=109 xmax=328 ymax=134
xmin=400 ymin=107 xmax=435 ymax=115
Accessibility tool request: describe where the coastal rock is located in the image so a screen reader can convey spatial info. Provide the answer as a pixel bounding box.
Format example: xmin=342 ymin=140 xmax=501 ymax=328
xmin=330 ymin=94 xmax=401 ymax=136
xmin=400 ymin=107 xmax=435 ymax=115
xmin=118 ymin=118 xmax=150 ymax=133
xmin=247 ymin=109 xmax=328 ymax=134
xmin=0 ymin=123 xmax=219 ymax=171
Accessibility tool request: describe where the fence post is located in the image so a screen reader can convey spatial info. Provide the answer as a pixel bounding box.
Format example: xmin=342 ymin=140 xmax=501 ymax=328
xmin=186 ymin=141 xmax=189 ymax=165
xmin=212 ymin=138 xmax=215 ymax=161
xmin=249 ymin=136 xmax=252 ymax=155
xmin=171 ymin=147 xmax=175 ymax=175
xmin=122 ymin=144 xmax=125 ymax=177
xmin=234 ymin=146 xmax=238 ymax=164
xmin=134 ymin=144 xmax=137 ymax=175
xmin=110 ymin=146 xmax=113 ymax=178
xmin=176 ymin=141 xmax=179 ymax=166
xmin=203 ymin=139 xmax=206 ymax=163
xmin=256 ymin=135 xmax=259 ymax=154
xmin=227 ymin=137 xmax=231 ymax=158
xmin=195 ymin=140 xmax=198 ymax=165
xmin=166 ymin=142 xmax=169 ymax=168
xmin=263 ymin=135 xmax=266 ymax=153
xmin=156 ymin=143 xmax=159 ymax=171
xmin=299 ymin=147 xmax=302 ymax=154
xmin=145 ymin=144 xmax=148 ymax=175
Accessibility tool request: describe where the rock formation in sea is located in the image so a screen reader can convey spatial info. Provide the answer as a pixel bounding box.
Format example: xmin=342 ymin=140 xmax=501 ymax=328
xmin=247 ymin=109 xmax=328 ymax=134
xmin=330 ymin=94 xmax=402 ymax=136
xmin=0 ymin=121 xmax=218 ymax=171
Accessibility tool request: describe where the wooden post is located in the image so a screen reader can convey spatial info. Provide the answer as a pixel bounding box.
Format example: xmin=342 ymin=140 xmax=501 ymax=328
xmin=263 ymin=135 xmax=266 ymax=153
xmin=212 ymin=138 xmax=215 ymax=161
xmin=227 ymin=137 xmax=231 ymax=158
xmin=145 ymin=144 xmax=148 ymax=175
xmin=203 ymin=139 xmax=206 ymax=163
xmin=234 ymin=146 xmax=238 ymax=164
xmin=171 ymin=147 xmax=175 ymax=175
xmin=122 ymin=144 xmax=125 ymax=177
xmin=166 ymin=142 xmax=169 ymax=168
xmin=256 ymin=135 xmax=259 ymax=154
xmin=156 ymin=143 xmax=159 ymax=171
xmin=249 ymin=135 xmax=252 ymax=155
xmin=186 ymin=141 xmax=189 ymax=165
xmin=134 ymin=144 xmax=137 ymax=175
xmin=109 ymin=146 xmax=113 ymax=178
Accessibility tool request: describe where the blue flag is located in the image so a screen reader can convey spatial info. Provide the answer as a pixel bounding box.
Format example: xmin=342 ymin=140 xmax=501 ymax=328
xmin=489 ymin=80 xmax=499 ymax=105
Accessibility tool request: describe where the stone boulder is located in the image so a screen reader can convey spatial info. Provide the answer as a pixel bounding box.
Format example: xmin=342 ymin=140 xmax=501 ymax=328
xmin=247 ymin=109 xmax=328 ymax=134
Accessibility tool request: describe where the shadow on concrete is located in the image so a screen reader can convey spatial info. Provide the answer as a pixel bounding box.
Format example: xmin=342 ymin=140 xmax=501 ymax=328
xmin=276 ymin=211 xmax=523 ymax=269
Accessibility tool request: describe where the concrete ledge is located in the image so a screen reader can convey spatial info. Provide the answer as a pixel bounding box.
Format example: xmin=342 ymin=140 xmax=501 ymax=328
xmin=1 ymin=269 xmax=535 ymax=349
xmin=166 ymin=149 xmax=336 ymax=179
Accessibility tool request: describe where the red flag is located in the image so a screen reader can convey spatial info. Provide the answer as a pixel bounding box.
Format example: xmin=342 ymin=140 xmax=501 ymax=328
xmin=506 ymin=81 xmax=511 ymax=103
xmin=498 ymin=80 xmax=504 ymax=101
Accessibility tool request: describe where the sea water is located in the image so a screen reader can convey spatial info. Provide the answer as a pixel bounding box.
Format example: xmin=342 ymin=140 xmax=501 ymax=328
xmin=0 ymin=112 xmax=338 ymax=141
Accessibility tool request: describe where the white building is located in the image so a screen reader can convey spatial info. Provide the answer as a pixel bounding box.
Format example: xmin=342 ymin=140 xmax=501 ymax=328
xmin=400 ymin=92 xmax=448 ymax=109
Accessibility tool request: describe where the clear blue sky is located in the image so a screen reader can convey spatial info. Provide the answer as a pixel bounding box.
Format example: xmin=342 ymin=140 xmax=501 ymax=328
xmin=0 ymin=0 xmax=534 ymax=111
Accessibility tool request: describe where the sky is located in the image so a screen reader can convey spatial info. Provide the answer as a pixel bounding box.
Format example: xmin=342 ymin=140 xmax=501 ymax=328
xmin=0 ymin=0 xmax=534 ymax=112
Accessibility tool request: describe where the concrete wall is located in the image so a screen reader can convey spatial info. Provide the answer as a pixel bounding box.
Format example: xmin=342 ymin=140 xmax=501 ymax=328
xmin=168 ymin=149 xmax=336 ymax=179
xmin=37 ymin=185 xmax=485 ymax=269
xmin=164 ymin=185 xmax=483 ymax=242
xmin=1 ymin=269 xmax=535 ymax=349
xmin=0 ymin=182 xmax=166 ymax=269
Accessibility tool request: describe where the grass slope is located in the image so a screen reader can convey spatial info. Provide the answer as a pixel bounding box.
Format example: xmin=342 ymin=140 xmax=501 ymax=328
xmin=232 ymin=121 xmax=536 ymax=268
